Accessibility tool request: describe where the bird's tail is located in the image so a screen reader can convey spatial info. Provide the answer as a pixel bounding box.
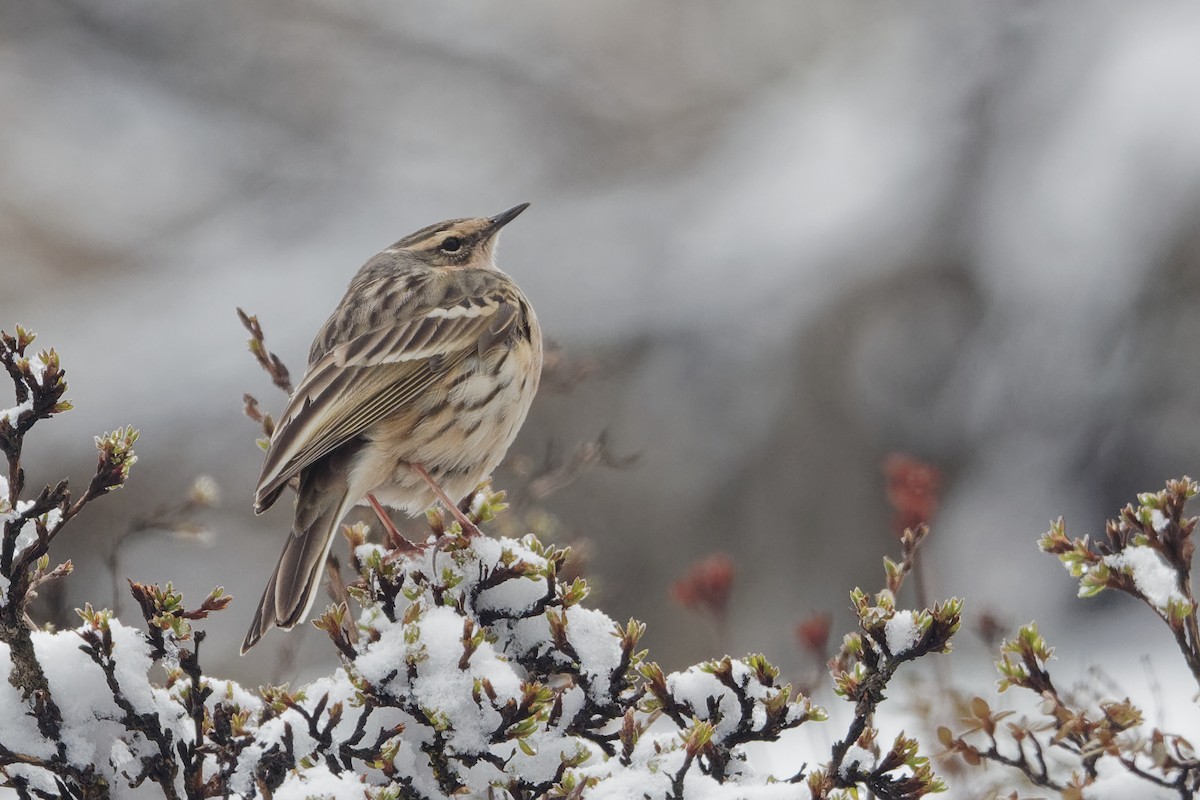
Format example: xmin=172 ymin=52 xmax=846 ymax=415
xmin=241 ymin=446 xmax=357 ymax=654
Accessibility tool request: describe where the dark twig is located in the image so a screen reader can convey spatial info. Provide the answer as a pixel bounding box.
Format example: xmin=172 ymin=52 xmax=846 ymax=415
xmin=523 ymin=431 xmax=639 ymax=501
xmin=237 ymin=308 xmax=293 ymax=395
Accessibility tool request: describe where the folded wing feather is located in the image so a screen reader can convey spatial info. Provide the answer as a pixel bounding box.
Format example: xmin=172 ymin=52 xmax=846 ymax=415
xmin=253 ymin=293 xmax=518 ymax=513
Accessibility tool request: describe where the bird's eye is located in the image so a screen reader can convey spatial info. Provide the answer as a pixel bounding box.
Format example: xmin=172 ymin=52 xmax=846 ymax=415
xmin=440 ymin=237 xmax=463 ymax=253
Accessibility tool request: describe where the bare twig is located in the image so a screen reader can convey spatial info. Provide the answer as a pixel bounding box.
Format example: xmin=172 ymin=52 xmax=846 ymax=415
xmin=539 ymin=340 xmax=603 ymax=393
xmin=108 ymin=475 xmax=218 ymax=613
xmin=237 ymin=308 xmax=293 ymax=394
xmin=522 ymin=431 xmax=639 ymax=501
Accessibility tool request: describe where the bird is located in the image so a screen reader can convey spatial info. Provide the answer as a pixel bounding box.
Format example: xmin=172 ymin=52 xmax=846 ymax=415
xmin=241 ymin=203 xmax=542 ymax=653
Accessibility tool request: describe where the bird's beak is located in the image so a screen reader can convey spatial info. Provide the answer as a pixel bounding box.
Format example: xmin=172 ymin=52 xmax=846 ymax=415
xmin=487 ymin=203 xmax=530 ymax=234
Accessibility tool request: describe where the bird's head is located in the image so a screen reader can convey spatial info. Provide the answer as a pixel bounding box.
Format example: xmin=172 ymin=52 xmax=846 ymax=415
xmin=388 ymin=203 xmax=529 ymax=270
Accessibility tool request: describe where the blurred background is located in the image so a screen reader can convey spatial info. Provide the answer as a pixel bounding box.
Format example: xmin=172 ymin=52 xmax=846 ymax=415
xmin=4 ymin=0 xmax=1200 ymax=704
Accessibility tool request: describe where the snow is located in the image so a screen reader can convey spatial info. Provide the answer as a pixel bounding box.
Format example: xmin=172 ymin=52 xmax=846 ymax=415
xmin=30 ymin=621 xmax=185 ymax=769
xmin=549 ymin=682 xmax=586 ymax=733
xmin=1150 ymin=508 xmax=1170 ymax=533
xmin=0 ymin=472 xmax=68 ymax=595
xmin=2 ymin=501 xmax=65 ymax=577
xmin=467 ymin=489 xmax=487 ymax=518
xmin=405 ymin=605 xmax=517 ymax=755
xmin=109 ymin=740 xmax=134 ymax=770
xmin=0 ymin=400 xmax=31 ymax=428
xmin=1 ymin=354 xmax=51 ymax=426
xmin=348 ymin=537 xmax=625 ymax=793
xmin=474 ymin=561 xmax=550 ymax=615
xmin=884 ymin=610 xmax=922 ymax=656
xmin=353 ymin=542 xmax=385 ymax=563
xmin=33 ymin=626 xmax=118 ymax=766
xmin=839 ymin=744 xmax=876 ymax=777
xmin=583 ymin=739 xmax=813 ymax=800
xmin=0 ymin=766 xmax=59 ymax=799
xmin=1103 ymin=546 xmax=1186 ymax=610
xmin=583 ymin=761 xmax=674 ymax=799
xmin=0 ymin=530 xmax=845 ymax=798
xmin=273 ymin=765 xmax=369 ymax=799
xmin=210 ymin=677 xmax=264 ymax=713
xmin=352 ymin=613 xmax=408 ymax=685
xmin=668 ymin=665 xmax=742 ymax=739
xmin=471 ymin=536 xmax=556 ymax=617
xmin=564 ymin=607 xmax=625 ymax=702
xmin=0 ymin=642 xmax=56 ymax=762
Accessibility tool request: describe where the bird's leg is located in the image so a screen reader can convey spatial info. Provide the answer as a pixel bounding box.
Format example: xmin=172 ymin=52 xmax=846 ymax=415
xmin=411 ymin=463 xmax=482 ymax=537
xmin=366 ymin=492 xmax=421 ymax=553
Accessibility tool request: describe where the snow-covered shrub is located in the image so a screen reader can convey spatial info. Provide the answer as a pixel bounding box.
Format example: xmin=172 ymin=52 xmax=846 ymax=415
xmin=941 ymin=479 xmax=1200 ymax=798
xmin=0 ymin=325 xmax=959 ymax=798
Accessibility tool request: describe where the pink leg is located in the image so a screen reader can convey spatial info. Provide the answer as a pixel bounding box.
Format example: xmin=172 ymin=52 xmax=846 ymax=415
xmin=367 ymin=492 xmax=421 ymax=553
xmin=411 ymin=463 xmax=482 ymax=537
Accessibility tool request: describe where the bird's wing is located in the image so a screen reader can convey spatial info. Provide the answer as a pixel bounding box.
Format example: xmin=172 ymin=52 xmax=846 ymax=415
xmin=254 ymin=281 xmax=521 ymax=512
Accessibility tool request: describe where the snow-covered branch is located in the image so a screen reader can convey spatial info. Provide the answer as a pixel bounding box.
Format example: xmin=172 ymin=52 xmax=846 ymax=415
xmin=941 ymin=479 xmax=1200 ymax=798
xmin=0 ymin=325 xmax=960 ymax=798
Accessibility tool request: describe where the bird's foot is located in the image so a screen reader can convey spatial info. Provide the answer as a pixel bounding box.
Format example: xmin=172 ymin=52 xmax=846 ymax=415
xmin=366 ymin=492 xmax=422 ymax=554
xmin=411 ymin=462 xmax=484 ymax=538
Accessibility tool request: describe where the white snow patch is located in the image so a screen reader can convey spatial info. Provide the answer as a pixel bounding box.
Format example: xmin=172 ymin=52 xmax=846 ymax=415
xmin=0 ymin=400 xmax=31 ymax=428
xmin=353 ymin=542 xmax=385 ymax=563
xmin=1 ymin=354 xmax=51 ymax=426
xmin=884 ymin=610 xmax=922 ymax=656
xmin=475 ymin=564 xmax=550 ymax=616
xmin=407 ymin=606 xmax=519 ymax=755
xmin=273 ymin=764 xmax=369 ymax=799
xmin=565 ymin=607 xmax=625 ymax=702
xmin=1104 ymin=546 xmax=1186 ymax=609
xmin=5 ymin=501 xmax=64 ymax=566
xmin=839 ymin=744 xmax=876 ymax=777
xmin=30 ymin=621 xmax=185 ymax=768
xmin=668 ymin=666 xmax=741 ymax=740
xmin=468 ymin=490 xmax=487 ymax=517
xmin=0 ymin=641 xmax=56 ymax=761
xmin=209 ymin=677 xmax=264 ymax=713
xmin=584 ymin=742 xmax=811 ymax=800
xmin=109 ymin=739 xmax=134 ymax=769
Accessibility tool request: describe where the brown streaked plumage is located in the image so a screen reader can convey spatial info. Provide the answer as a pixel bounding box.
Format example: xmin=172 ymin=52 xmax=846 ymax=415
xmin=242 ymin=204 xmax=542 ymax=653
